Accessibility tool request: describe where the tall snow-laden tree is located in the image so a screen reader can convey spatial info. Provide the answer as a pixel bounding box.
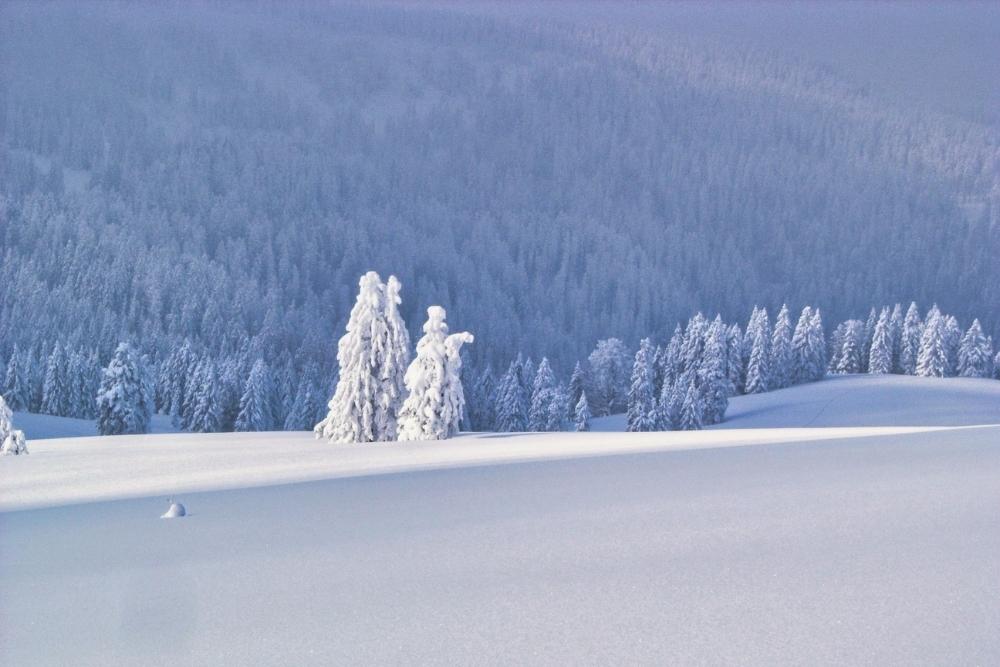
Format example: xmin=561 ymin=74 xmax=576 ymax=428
xmin=546 ymin=383 xmax=569 ymax=432
xmin=790 ymin=305 xmax=813 ymax=384
xmin=744 ymin=325 xmax=770 ymax=394
xmin=958 ymin=319 xmax=992 ymax=378
xmin=0 ymin=395 xmax=27 ymax=455
xmin=188 ymin=359 xmax=222 ymax=433
xmin=588 ymin=338 xmax=631 ymax=416
xmin=468 ymin=365 xmax=497 ymax=431
xmin=574 ymin=391 xmax=591 ymax=432
xmin=699 ymin=318 xmax=730 ymax=424
xmin=528 ymin=357 xmax=559 ymax=431
xmin=943 ymin=315 xmax=962 ymax=376
xmin=770 ymin=304 xmax=793 ymax=389
xmin=680 ymin=313 xmax=708 ymax=376
xmin=678 ymin=377 xmax=704 ymax=431
xmin=626 ymin=338 xmax=658 ymax=432
xmin=96 ymin=343 xmax=150 ymax=436
xmin=235 ymin=359 xmax=275 ymax=432
xmin=567 ymin=361 xmax=588 ymax=415
xmin=494 ymin=356 xmax=528 ymax=432
xmin=726 ymin=323 xmax=744 ymax=395
xmin=165 ymin=339 xmax=197 ymax=426
xmin=860 ymin=307 xmax=879 ymax=373
xmin=868 ymin=308 xmax=892 ymax=375
xmin=835 ymin=320 xmax=865 ymax=374
xmin=664 ymin=325 xmax=685 ymax=389
xmin=397 ymin=306 xmax=474 ymax=441
xmin=41 ymin=342 xmax=71 ymax=416
xmin=899 ymin=302 xmax=922 ymax=375
xmin=808 ymin=309 xmax=827 ymax=380
xmin=916 ymin=306 xmax=948 ymax=378
xmin=2 ymin=345 xmax=30 ymax=411
xmin=377 ymin=275 xmax=411 ymax=441
xmin=889 ymin=303 xmax=904 ymax=373
xmin=314 ymin=272 xmax=404 ymax=443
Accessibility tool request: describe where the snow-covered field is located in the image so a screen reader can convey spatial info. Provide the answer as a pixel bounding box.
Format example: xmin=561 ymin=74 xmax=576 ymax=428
xmin=3 ymin=375 xmax=1000 ymax=665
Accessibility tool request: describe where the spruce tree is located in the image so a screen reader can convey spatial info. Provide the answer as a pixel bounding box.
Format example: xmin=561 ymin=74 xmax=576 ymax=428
xmin=468 ymin=365 xmax=497 ymax=431
xmin=3 ymin=345 xmax=30 ymax=411
xmin=397 ymin=306 xmax=474 ymax=441
xmin=899 ymin=302 xmax=922 ymax=375
xmin=235 ymin=359 xmax=275 ymax=432
xmin=770 ymin=304 xmax=793 ymax=389
xmin=699 ymin=319 xmax=730 ymax=424
xmin=574 ymin=391 xmax=591 ymax=432
xmin=41 ymin=342 xmax=71 ymax=416
xmin=587 ymin=338 xmax=631 ymax=416
xmin=726 ymin=323 xmax=744 ymax=394
xmin=943 ymin=315 xmax=962 ymax=377
xmin=888 ymin=303 xmax=904 ymax=373
xmin=188 ymin=359 xmax=222 ymax=433
xmin=745 ymin=326 xmax=770 ymax=394
xmin=567 ymin=361 xmax=587 ymax=415
xmin=495 ymin=357 xmax=528 ymax=432
xmin=808 ymin=309 xmax=827 ymax=380
xmin=678 ymin=377 xmax=704 ymax=431
xmin=835 ymin=320 xmax=865 ymax=374
xmin=528 ymin=357 xmax=558 ymax=431
xmin=868 ymin=308 xmax=892 ymax=375
xmin=546 ymin=383 xmax=569 ymax=432
xmin=314 ymin=272 xmax=406 ymax=443
xmin=790 ymin=306 xmax=812 ymax=384
xmin=957 ymin=319 xmax=992 ymax=378
xmin=626 ymin=338 xmax=657 ymax=432
xmin=96 ymin=343 xmax=150 ymax=435
xmin=916 ymin=306 xmax=948 ymax=378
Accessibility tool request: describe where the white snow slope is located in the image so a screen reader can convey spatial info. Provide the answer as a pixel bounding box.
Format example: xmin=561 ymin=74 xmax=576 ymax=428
xmin=3 ymin=375 xmax=1000 ymax=665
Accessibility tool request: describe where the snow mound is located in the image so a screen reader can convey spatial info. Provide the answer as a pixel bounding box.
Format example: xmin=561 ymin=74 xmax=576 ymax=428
xmin=161 ymin=502 xmax=186 ymax=519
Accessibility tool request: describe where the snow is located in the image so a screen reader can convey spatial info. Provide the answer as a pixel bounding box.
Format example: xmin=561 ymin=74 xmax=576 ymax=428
xmin=13 ymin=411 xmax=178 ymax=440
xmin=3 ymin=375 xmax=1000 ymax=664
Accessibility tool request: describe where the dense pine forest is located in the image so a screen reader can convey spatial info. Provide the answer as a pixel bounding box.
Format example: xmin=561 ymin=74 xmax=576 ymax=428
xmin=1 ymin=2 xmax=999 ymax=427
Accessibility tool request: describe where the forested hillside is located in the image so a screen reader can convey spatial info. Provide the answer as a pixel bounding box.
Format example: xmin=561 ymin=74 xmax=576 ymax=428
xmin=2 ymin=1 xmax=998 ymax=375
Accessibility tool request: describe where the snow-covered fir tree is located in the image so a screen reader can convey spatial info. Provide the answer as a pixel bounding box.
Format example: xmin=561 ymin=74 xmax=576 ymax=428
xmin=494 ymin=356 xmax=528 ymax=432
xmin=899 ymin=302 xmax=922 ymax=375
xmin=574 ymin=391 xmax=591 ymax=432
xmin=314 ymin=272 xmax=407 ymax=443
xmin=3 ymin=345 xmax=30 ymax=412
xmin=726 ymin=323 xmax=744 ymax=394
xmin=680 ymin=314 xmax=708 ymax=376
xmin=943 ymin=315 xmax=962 ymax=376
xmin=96 ymin=342 xmax=150 ymax=435
xmin=770 ymin=304 xmax=793 ymax=389
xmin=587 ymin=338 xmax=631 ymax=416
xmin=467 ymin=365 xmax=497 ymax=431
xmin=626 ymin=338 xmax=658 ymax=432
xmin=868 ymin=308 xmax=893 ymax=375
xmin=664 ymin=325 xmax=685 ymax=388
xmin=546 ymin=383 xmax=569 ymax=432
xmin=809 ymin=309 xmax=827 ymax=380
xmin=235 ymin=359 xmax=275 ymax=432
xmin=835 ymin=320 xmax=865 ymax=374
xmin=699 ymin=318 xmax=730 ymax=424
xmin=860 ymin=307 xmax=879 ymax=373
xmin=678 ymin=377 xmax=704 ymax=431
xmin=284 ymin=364 xmax=325 ymax=431
xmin=397 ymin=306 xmax=474 ymax=441
xmin=888 ymin=303 xmax=904 ymax=373
xmin=916 ymin=306 xmax=948 ymax=378
xmin=957 ymin=319 xmax=993 ymax=378
xmin=41 ymin=342 xmax=71 ymax=416
xmin=790 ymin=305 xmax=813 ymax=384
xmin=567 ymin=361 xmax=588 ymax=416
xmin=744 ymin=325 xmax=770 ymax=394
xmin=376 ymin=274 xmax=411 ymax=441
xmin=188 ymin=359 xmax=222 ymax=433
xmin=528 ymin=357 xmax=559 ymax=431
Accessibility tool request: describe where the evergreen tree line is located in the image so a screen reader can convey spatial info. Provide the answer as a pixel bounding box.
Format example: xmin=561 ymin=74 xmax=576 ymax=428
xmin=2 ymin=301 xmax=997 ymax=437
xmin=465 ymin=302 xmax=999 ymax=433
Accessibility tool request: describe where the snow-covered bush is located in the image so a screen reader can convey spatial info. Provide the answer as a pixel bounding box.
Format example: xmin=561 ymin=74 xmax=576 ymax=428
xmin=0 ymin=395 xmax=28 ymax=455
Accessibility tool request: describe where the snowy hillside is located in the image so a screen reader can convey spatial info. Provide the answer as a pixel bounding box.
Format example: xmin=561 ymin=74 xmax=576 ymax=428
xmin=3 ymin=423 xmax=1000 ymax=664
xmin=593 ymin=374 xmax=1000 ymax=431
xmin=4 ymin=376 xmax=1000 ymax=664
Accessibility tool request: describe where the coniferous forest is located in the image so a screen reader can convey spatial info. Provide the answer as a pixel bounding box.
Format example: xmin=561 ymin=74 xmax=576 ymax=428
xmin=1 ymin=2 xmax=999 ymax=434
